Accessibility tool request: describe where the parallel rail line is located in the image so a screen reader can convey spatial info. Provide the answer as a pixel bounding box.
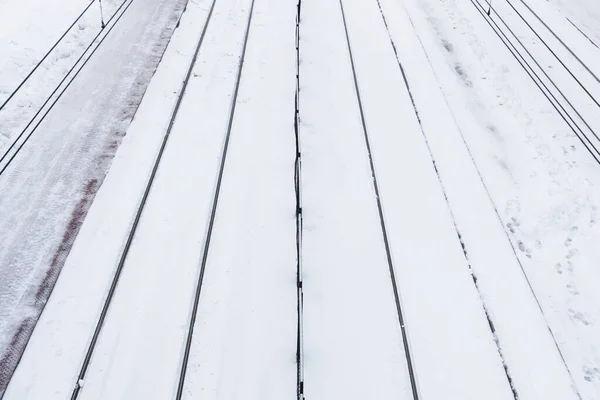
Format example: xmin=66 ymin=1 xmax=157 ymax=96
xmin=471 ymin=0 xmax=600 ymax=164
xmin=0 ymin=0 xmax=96 ymax=112
xmin=174 ymin=0 xmax=256 ymax=396
xmin=294 ymin=0 xmax=305 ymax=397
xmin=68 ymin=0 xmax=220 ymax=397
xmin=0 ymin=0 xmax=135 ymax=178
xmin=337 ymin=0 xmax=420 ymax=399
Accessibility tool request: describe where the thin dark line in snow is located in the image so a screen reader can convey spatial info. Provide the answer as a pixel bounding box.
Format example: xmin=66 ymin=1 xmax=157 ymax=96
xmin=0 ymin=0 xmax=96 ymax=112
xmin=506 ymin=0 xmax=600 ymax=108
xmin=403 ymin=0 xmax=585 ymax=397
xmin=468 ymin=1 xmax=585 ymax=396
xmin=565 ymin=17 xmax=599 ymax=50
xmin=377 ymin=0 xmax=519 ymax=400
xmin=68 ymin=0 xmax=219 ymax=398
xmin=373 ymin=0 xmax=519 ymax=398
xmin=294 ymin=0 xmax=305 ymax=398
xmin=470 ymin=0 xmax=600 ymax=166
xmin=0 ymin=0 xmax=135 ymax=178
xmin=337 ymin=0 xmax=419 ymax=398
xmin=174 ymin=0 xmax=256 ymax=396
xmin=492 ymin=0 xmax=600 ymax=139
xmin=514 ymin=0 xmax=600 ymax=84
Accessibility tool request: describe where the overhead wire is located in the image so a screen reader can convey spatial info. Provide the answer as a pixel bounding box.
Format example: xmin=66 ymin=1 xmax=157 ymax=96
xmin=469 ymin=0 xmax=600 ymax=164
xmin=0 ymin=0 xmax=134 ymax=177
xmin=0 ymin=0 xmax=96 ymax=112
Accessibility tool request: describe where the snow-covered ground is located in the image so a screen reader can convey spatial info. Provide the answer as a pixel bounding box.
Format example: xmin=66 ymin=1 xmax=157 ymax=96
xmin=2 ymin=0 xmax=600 ymax=398
xmin=548 ymin=0 xmax=600 ymax=46
xmin=398 ymin=0 xmax=600 ymax=397
xmin=0 ymin=0 xmax=186 ymax=393
xmin=0 ymin=0 xmax=125 ymax=144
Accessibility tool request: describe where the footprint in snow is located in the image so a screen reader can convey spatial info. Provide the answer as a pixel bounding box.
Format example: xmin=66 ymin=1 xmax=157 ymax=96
xmin=566 ymin=283 xmax=579 ymax=296
xmin=517 ymin=240 xmax=532 ymax=258
xmin=555 ymin=262 xmax=563 ymax=275
xmin=583 ymin=365 xmax=600 ymax=382
xmin=454 ymin=63 xmax=473 ymax=87
xmin=441 ymin=39 xmax=454 ymax=53
xmin=507 ymin=217 xmax=521 ymax=234
xmin=566 ymin=248 xmax=579 ymax=259
xmin=568 ymin=308 xmax=591 ymax=326
xmin=507 ymin=221 xmax=516 ymax=234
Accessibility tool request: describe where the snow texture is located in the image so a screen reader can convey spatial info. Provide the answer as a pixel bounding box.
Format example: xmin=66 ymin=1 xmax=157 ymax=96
xmin=2 ymin=0 xmax=600 ymax=398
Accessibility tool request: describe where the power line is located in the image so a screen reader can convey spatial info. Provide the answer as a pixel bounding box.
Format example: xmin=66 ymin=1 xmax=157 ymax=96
xmin=0 ymin=0 xmax=96 ymax=112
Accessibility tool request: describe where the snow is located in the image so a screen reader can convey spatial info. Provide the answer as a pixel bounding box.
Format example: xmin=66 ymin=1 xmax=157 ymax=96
xmin=1 ymin=0 xmax=208 ymax=394
xmin=377 ymin=0 xmax=587 ymax=397
xmin=180 ymin=0 xmax=298 ymax=397
xmin=397 ymin=0 xmax=600 ymax=397
xmin=328 ymin=0 xmax=515 ymax=397
xmin=514 ymin=0 xmax=600 ymax=83
xmin=0 ymin=0 xmax=124 ymax=146
xmin=0 ymin=0 xmax=187 ymax=395
xmin=547 ymin=0 xmax=600 ymax=46
xmin=299 ymin=0 xmax=414 ymax=397
xmin=488 ymin=0 xmax=600 ymax=148
xmin=2 ymin=0 xmax=600 ymax=397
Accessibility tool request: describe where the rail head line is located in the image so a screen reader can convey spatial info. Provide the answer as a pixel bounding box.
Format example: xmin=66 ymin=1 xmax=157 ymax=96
xmin=174 ymin=0 xmax=257 ymax=397
xmin=466 ymin=0 xmax=588 ymax=396
xmin=336 ymin=0 xmax=420 ymax=398
xmin=471 ymin=0 xmax=600 ymax=164
xmin=0 ymin=0 xmax=97 ymax=112
xmin=483 ymin=0 xmax=600 ymax=157
xmin=294 ymin=0 xmax=304 ymax=398
xmin=505 ymin=0 xmax=600 ymax=109
xmin=0 ymin=0 xmax=136 ymax=178
xmin=516 ymin=0 xmax=600 ymax=84
xmin=68 ymin=0 xmax=218 ymax=398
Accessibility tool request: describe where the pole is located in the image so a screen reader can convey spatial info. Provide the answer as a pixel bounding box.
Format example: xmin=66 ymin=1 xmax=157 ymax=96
xmin=99 ymin=0 xmax=106 ymax=28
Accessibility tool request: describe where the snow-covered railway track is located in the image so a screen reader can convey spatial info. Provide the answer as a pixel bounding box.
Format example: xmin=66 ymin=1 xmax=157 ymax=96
xmin=0 ymin=0 xmax=96 ymax=112
xmin=566 ymin=17 xmax=600 ymax=49
xmin=469 ymin=0 xmax=600 ymax=164
xmin=173 ymin=0 xmax=255 ymax=396
xmin=65 ymin=0 xmax=226 ymax=397
xmin=0 ymin=0 xmax=190 ymax=395
xmin=3 ymin=0 xmax=300 ymax=396
xmin=0 ymin=0 xmax=137 ymax=178
xmin=336 ymin=0 xmax=419 ymax=397
xmin=510 ymin=0 xmax=600 ymax=85
xmin=299 ymin=0 xmax=519 ymax=398
xmin=384 ymin=0 xmax=600 ymax=397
